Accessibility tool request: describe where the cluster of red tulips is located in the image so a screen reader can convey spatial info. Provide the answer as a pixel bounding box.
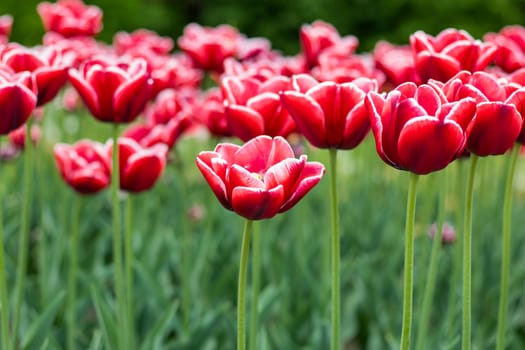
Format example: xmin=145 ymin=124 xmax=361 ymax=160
xmin=1 ymin=0 xmax=525 ymax=349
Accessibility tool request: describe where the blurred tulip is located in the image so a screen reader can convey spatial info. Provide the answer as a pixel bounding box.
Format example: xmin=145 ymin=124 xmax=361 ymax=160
xmin=281 ymin=74 xmax=377 ymax=149
xmin=8 ymin=123 xmax=41 ymax=150
xmin=365 ymin=82 xmax=476 ymax=174
xmin=373 ymin=41 xmax=419 ymax=88
xmin=54 ymin=140 xmax=111 ymax=194
xmin=410 ymin=28 xmax=496 ymax=82
xmin=145 ymin=87 xmax=198 ymax=125
xmin=0 ymin=68 xmax=37 ymax=135
xmin=428 ymin=222 xmax=456 ymax=245
xmin=37 ymin=0 xmax=103 ymax=38
xmin=108 ymin=137 xmax=168 ymax=193
xmin=484 ymin=25 xmax=525 ymax=73
xmin=196 ymin=87 xmax=231 ymax=138
xmin=0 ymin=15 xmax=13 ymax=44
xmin=69 ymin=57 xmax=152 ymax=123
xmin=196 ymin=135 xmax=325 ymax=220
xmin=123 ymin=114 xmax=190 ymax=149
xmin=113 ymin=29 xmax=174 ymax=56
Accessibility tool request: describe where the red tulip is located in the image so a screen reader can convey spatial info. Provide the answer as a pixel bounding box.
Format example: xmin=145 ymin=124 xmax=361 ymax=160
xmin=0 ymin=44 xmax=70 ymax=106
xmin=280 ymin=74 xmax=377 ymax=149
xmin=177 ymin=23 xmax=239 ymax=73
xmin=68 ymin=57 xmax=152 ymax=123
xmin=221 ymin=75 xmax=298 ymax=141
xmin=108 ymin=137 xmax=168 ymax=193
xmin=37 ymin=0 xmax=103 ymax=38
xmin=484 ymin=25 xmax=525 ymax=73
xmin=54 ymin=140 xmax=111 ymax=194
xmin=410 ymin=28 xmax=496 ymax=82
xmin=365 ymin=82 xmax=477 ymax=174
xmin=438 ymin=71 xmax=525 ymax=156
xmin=113 ymin=29 xmax=174 ymax=56
xmin=196 ymin=87 xmax=232 ymax=138
xmin=0 ymin=67 xmax=37 ymax=135
xmin=196 ymin=135 xmax=325 ymax=220
xmin=373 ymin=41 xmax=419 ymax=88
xmin=0 ymin=15 xmax=13 ymax=45
xmin=8 ymin=123 xmax=41 ymax=150
xmin=145 ymin=88 xmax=198 ymax=125
xmin=122 ymin=114 xmax=190 ymax=150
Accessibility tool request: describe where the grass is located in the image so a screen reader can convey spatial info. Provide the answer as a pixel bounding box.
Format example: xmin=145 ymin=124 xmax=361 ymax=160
xmin=1 ymin=99 xmax=525 ymax=349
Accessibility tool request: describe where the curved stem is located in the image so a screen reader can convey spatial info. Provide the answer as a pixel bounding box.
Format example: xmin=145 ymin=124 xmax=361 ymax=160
xmin=400 ymin=172 xmax=419 ymax=350
xmin=462 ymin=155 xmax=478 ymax=350
xmin=0 ymin=163 xmax=11 ymax=350
xmin=496 ymin=144 xmax=520 ymax=350
xmin=329 ymin=149 xmax=340 ymax=350
xmin=249 ymin=221 xmax=261 ymax=350
xmin=415 ymin=171 xmax=447 ymax=350
xmin=237 ymin=219 xmax=253 ymax=350
xmin=125 ymin=194 xmax=134 ymax=350
xmin=111 ymin=125 xmax=126 ymax=350
xmin=67 ymin=197 xmax=82 ymax=350
xmin=12 ymin=118 xmax=34 ymax=346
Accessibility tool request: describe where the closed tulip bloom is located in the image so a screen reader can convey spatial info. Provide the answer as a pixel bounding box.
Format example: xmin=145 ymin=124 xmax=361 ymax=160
xmin=196 ymin=135 xmax=325 ymax=220
xmin=37 ymin=0 xmax=103 ymax=38
xmin=0 ymin=68 xmax=37 ymax=135
xmin=108 ymin=137 xmax=168 ymax=193
xmin=280 ymin=74 xmax=377 ymax=149
xmin=439 ymin=71 xmax=525 ymax=156
xmin=410 ymin=28 xmax=496 ymax=82
xmin=69 ymin=57 xmax=152 ymax=123
xmin=365 ymin=82 xmax=477 ymax=174
xmin=54 ymin=140 xmax=110 ymax=194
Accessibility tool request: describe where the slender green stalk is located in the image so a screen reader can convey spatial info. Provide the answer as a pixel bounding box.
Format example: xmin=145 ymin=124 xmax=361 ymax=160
xmin=237 ymin=219 xmax=253 ymax=350
xmin=328 ymin=148 xmax=340 ymax=350
xmin=0 ymin=164 xmax=11 ymax=350
xmin=111 ymin=125 xmax=126 ymax=350
xmin=67 ymin=197 xmax=82 ymax=350
xmin=12 ymin=118 xmax=34 ymax=347
xmin=125 ymin=194 xmax=135 ymax=350
xmin=496 ymin=144 xmax=520 ymax=350
xmin=462 ymin=155 xmax=479 ymax=350
xmin=400 ymin=172 xmax=419 ymax=350
xmin=415 ymin=171 xmax=447 ymax=350
xmin=249 ymin=221 xmax=261 ymax=350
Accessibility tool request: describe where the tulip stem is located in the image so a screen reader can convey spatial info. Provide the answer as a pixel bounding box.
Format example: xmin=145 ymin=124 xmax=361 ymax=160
xmin=462 ymin=155 xmax=478 ymax=350
xmin=12 ymin=118 xmax=34 ymax=347
xmin=237 ymin=219 xmax=253 ymax=350
xmin=329 ymin=148 xmax=340 ymax=350
xmin=415 ymin=171 xmax=447 ymax=350
xmin=249 ymin=221 xmax=261 ymax=350
xmin=496 ymin=144 xmax=520 ymax=350
xmin=67 ymin=197 xmax=82 ymax=350
xmin=0 ymin=164 xmax=11 ymax=350
xmin=111 ymin=124 xmax=127 ymax=350
xmin=125 ymin=194 xmax=135 ymax=350
xmin=400 ymin=172 xmax=419 ymax=350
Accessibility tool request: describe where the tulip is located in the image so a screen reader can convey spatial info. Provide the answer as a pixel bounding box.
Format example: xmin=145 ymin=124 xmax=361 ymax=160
xmin=113 ymin=29 xmax=174 ymax=56
xmin=484 ymin=25 xmax=525 ymax=73
xmin=54 ymin=140 xmax=111 ymax=194
xmin=373 ymin=41 xmax=419 ymax=88
xmin=37 ymin=0 xmax=103 ymax=38
xmin=281 ymin=74 xmax=377 ymax=150
xmin=8 ymin=123 xmax=41 ymax=150
xmin=0 ymin=15 xmax=13 ymax=45
xmin=196 ymin=135 xmax=324 ymax=220
xmin=0 ymin=68 xmax=37 ymax=135
xmin=69 ymin=57 xmax=152 ymax=123
xmin=122 ymin=114 xmax=190 ymax=150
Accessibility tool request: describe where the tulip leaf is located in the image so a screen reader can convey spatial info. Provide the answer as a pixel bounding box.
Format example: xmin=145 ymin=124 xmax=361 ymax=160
xmin=90 ymin=283 xmax=117 ymax=350
xmin=140 ymin=301 xmax=178 ymax=350
xmin=21 ymin=290 xmax=65 ymax=350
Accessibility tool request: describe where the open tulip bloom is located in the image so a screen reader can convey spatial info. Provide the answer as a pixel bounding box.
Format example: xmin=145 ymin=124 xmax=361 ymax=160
xmin=196 ymin=135 xmax=324 ymax=350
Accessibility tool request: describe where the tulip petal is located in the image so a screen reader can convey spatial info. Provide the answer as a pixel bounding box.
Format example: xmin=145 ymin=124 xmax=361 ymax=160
xmin=279 ymin=159 xmax=325 ymax=212
xmin=225 ymin=104 xmax=264 ymax=142
xmin=233 ymin=135 xmax=294 ymax=173
xmin=196 ymin=154 xmax=231 ymax=209
xmin=68 ymin=68 xmax=100 ymax=118
xmin=231 ymin=185 xmax=284 ymax=220
xmin=341 ymin=101 xmax=370 ymax=149
xmin=0 ymin=84 xmax=37 ymax=134
xmin=415 ymin=51 xmax=461 ymax=82
xmin=121 ymin=149 xmax=167 ymax=192
xmin=263 ymin=157 xmax=305 ymax=196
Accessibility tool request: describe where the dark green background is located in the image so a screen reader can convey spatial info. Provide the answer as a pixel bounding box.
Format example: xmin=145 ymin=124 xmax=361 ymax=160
xmin=2 ymin=0 xmax=525 ymax=54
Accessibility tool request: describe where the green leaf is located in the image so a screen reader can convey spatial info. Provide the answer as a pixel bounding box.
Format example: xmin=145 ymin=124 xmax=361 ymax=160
xmin=90 ymin=283 xmax=117 ymax=350
xmin=21 ymin=290 xmax=65 ymax=350
xmin=140 ymin=301 xmax=178 ymax=350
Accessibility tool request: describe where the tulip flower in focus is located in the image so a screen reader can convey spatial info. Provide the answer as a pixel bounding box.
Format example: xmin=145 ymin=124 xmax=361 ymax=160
xmin=68 ymin=57 xmax=152 ymax=123
xmin=281 ymin=74 xmax=377 ymax=150
xmin=365 ymin=82 xmax=477 ymax=174
xmin=108 ymin=137 xmax=168 ymax=193
xmin=37 ymin=0 xmax=103 ymax=38
xmin=54 ymin=140 xmax=111 ymax=194
xmin=196 ymin=135 xmax=325 ymax=220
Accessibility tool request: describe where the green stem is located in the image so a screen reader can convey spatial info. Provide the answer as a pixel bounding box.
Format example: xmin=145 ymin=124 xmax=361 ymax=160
xmin=329 ymin=148 xmax=340 ymax=350
xmin=496 ymin=144 xmax=520 ymax=350
xmin=462 ymin=155 xmax=478 ymax=350
xmin=125 ymin=194 xmax=134 ymax=350
xmin=415 ymin=171 xmax=447 ymax=350
xmin=0 ymin=163 xmax=11 ymax=350
xmin=249 ymin=221 xmax=261 ymax=350
xmin=237 ymin=219 xmax=253 ymax=350
xmin=12 ymin=118 xmax=34 ymax=347
xmin=111 ymin=125 xmax=126 ymax=350
xmin=67 ymin=197 xmax=82 ymax=350
xmin=400 ymin=172 xmax=419 ymax=350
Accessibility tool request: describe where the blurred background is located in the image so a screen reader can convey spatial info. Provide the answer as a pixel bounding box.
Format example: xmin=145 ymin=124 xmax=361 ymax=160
xmin=1 ymin=0 xmax=525 ymax=53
